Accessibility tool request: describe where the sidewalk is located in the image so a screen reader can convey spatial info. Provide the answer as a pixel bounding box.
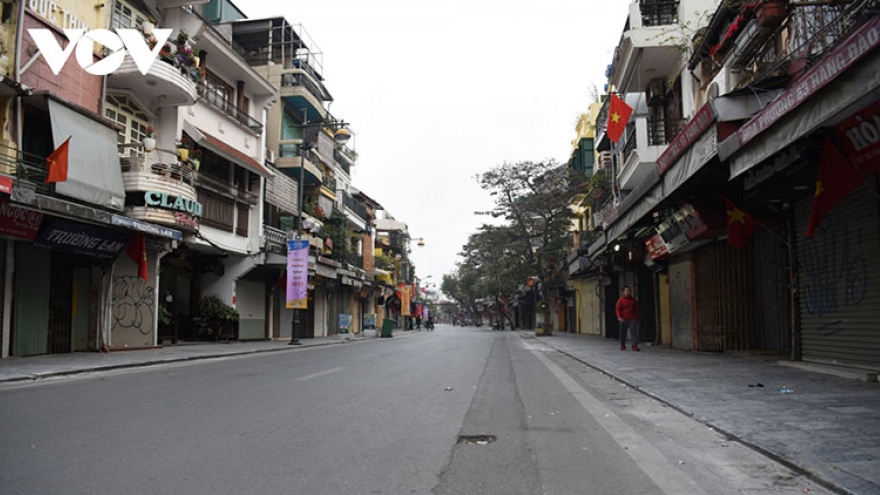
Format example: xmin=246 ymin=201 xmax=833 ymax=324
xmin=0 ymin=331 xmax=417 ymax=384
xmin=527 ymin=332 xmax=880 ymax=495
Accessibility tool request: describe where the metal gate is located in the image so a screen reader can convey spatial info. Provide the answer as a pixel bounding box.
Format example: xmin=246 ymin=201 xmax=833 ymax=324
xmin=693 ymin=240 xmax=757 ymax=352
xmin=794 ymin=184 xmax=880 ymax=368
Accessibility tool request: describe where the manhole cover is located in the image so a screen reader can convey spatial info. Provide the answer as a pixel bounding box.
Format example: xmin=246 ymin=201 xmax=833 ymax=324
xmin=457 ymin=434 xmax=497 ymax=444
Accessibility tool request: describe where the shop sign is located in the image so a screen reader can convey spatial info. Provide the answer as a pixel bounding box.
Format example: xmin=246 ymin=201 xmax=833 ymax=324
xmin=0 ymin=200 xmax=43 ymax=240
xmin=645 ymin=234 xmax=669 ymax=260
xmin=676 ymin=204 xmax=709 ymax=240
xmin=110 ymin=214 xmax=182 ymax=240
xmin=145 ymin=191 xmax=203 ymax=217
xmin=658 ymin=104 xmax=716 ymax=174
xmin=173 ymin=212 xmax=199 ymax=230
xmin=35 ymin=218 xmax=130 ymax=258
xmin=656 ymin=218 xmax=688 ymax=254
xmin=836 ymin=97 xmax=880 ymax=171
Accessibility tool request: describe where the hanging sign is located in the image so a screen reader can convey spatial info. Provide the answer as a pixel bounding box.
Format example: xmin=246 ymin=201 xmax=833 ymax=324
xmin=286 ymin=240 xmax=309 ymax=309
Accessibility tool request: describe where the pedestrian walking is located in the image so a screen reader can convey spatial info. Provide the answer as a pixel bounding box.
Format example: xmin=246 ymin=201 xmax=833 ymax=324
xmin=616 ymin=286 xmax=640 ymax=351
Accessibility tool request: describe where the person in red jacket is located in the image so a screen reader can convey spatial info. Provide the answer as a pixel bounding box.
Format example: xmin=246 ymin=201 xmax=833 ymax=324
xmin=615 ymin=286 xmax=640 ymax=351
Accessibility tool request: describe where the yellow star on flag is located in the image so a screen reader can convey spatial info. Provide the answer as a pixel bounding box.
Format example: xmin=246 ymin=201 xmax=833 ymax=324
xmin=814 ymin=180 xmax=825 ymax=197
xmin=611 ymin=112 xmax=620 ymax=123
xmin=727 ymin=207 xmax=746 ymax=224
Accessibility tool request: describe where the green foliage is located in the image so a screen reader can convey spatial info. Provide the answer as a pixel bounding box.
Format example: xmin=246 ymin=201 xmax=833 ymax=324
xmin=374 ymin=253 xmax=394 ymax=272
xmin=195 ymin=295 xmax=239 ymax=339
xmin=322 ymin=209 xmax=351 ymax=263
xmin=158 ymin=306 xmax=172 ymax=326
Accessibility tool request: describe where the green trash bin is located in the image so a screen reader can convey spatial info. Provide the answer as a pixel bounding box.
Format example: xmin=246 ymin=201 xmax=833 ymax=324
xmin=381 ymin=318 xmax=395 ymax=338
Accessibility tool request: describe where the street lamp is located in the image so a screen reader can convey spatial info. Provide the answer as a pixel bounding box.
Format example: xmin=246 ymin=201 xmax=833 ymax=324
xmin=289 ymin=111 xmax=352 ymax=346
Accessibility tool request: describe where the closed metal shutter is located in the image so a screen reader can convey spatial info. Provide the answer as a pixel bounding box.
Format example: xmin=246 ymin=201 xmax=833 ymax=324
xmin=668 ymin=257 xmax=694 ymax=351
xmin=794 ymin=185 xmax=880 ymax=368
xmin=236 ymin=280 xmax=266 ymax=340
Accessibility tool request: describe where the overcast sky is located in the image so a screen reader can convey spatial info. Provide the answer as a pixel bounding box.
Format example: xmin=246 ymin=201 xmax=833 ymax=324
xmin=244 ymin=0 xmax=631 ymax=284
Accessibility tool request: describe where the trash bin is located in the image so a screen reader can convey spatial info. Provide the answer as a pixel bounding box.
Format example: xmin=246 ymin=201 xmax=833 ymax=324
xmin=381 ymin=318 xmax=395 ymax=338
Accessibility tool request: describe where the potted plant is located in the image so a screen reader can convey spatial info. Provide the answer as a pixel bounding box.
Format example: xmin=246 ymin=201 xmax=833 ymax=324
xmin=143 ymin=126 xmax=156 ymax=151
xmin=188 ymin=148 xmax=202 ymax=171
xmin=159 ymin=42 xmax=174 ymax=62
xmin=194 ymin=295 xmax=239 ymax=341
xmin=176 ymin=137 xmax=189 ymax=162
xmin=757 ymin=0 xmax=788 ymax=27
xmin=176 ymin=29 xmax=189 ymax=46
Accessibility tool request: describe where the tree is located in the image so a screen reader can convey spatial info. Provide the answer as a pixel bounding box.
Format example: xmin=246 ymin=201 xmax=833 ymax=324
xmin=477 ymin=159 xmax=584 ymax=334
xmin=458 ymin=224 xmax=524 ymax=329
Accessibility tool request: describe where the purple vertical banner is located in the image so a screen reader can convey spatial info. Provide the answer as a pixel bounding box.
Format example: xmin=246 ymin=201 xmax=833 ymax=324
xmin=286 ymin=240 xmax=309 ymax=309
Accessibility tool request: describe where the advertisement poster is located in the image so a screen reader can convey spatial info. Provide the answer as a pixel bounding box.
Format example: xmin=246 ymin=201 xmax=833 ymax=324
xmin=286 ymin=240 xmax=309 ymax=309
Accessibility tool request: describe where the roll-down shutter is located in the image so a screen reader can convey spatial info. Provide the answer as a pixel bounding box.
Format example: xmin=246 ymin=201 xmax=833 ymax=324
xmin=236 ymin=280 xmax=266 ymax=340
xmin=794 ymin=186 xmax=880 ymax=368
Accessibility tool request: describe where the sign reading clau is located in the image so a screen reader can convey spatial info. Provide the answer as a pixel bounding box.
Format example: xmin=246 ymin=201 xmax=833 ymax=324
xmin=145 ymin=191 xmax=203 ymax=217
xmin=28 ymin=28 xmax=173 ymax=76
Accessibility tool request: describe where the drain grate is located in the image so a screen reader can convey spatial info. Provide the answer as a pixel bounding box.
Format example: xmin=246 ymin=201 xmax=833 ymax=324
xmin=457 ymin=434 xmax=497 ymax=445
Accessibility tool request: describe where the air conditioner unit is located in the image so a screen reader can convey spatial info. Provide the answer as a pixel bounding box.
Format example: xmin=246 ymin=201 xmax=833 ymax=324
xmin=265 ymin=147 xmax=275 ymax=164
xmin=708 ymin=67 xmax=734 ymax=99
xmin=646 ymin=78 xmax=666 ymax=107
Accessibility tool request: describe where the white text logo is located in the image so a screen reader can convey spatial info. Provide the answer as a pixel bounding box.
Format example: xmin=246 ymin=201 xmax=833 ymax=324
xmin=28 ymin=28 xmax=173 ymax=76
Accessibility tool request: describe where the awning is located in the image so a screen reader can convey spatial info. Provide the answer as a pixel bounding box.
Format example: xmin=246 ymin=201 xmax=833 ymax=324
xmin=47 ymin=98 xmax=125 ymax=211
xmin=607 ymin=183 xmax=664 ymax=242
xmin=726 ymin=17 xmax=880 ymax=178
xmin=313 ymin=263 xmax=337 ymax=279
xmin=183 ymin=121 xmax=272 ymax=178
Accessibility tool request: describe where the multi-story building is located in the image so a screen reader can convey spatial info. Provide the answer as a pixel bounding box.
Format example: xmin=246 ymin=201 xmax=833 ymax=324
xmin=583 ymin=0 xmax=880 ymax=369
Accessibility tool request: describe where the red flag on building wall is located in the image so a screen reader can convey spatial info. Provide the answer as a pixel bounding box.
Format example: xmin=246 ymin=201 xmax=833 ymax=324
xmin=125 ymin=235 xmax=148 ymax=281
xmin=722 ymin=197 xmax=756 ymax=249
xmin=606 ymin=93 xmax=633 ymax=144
xmin=806 ymin=137 xmax=865 ymax=238
xmin=45 ymin=136 xmax=71 ymax=184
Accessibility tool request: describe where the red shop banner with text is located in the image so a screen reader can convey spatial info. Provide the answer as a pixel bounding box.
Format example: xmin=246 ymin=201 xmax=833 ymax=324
xmin=0 ymin=200 xmax=43 ymax=240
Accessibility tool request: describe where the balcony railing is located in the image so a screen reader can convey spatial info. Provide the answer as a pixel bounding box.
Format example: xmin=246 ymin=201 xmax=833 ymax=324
xmin=197 ymin=83 xmax=263 ymax=133
xmin=0 ymin=143 xmax=45 ymax=192
xmin=264 ymin=224 xmax=287 ymax=249
xmin=639 ymin=0 xmax=679 ymax=27
xmin=195 ymin=171 xmax=258 ymax=205
xmin=647 ymin=118 xmax=687 ymax=146
xmin=322 ymin=173 xmax=337 ymax=192
xmin=342 ymin=191 xmax=368 ymax=222
xmin=623 ymin=124 xmax=638 ymax=158
xmin=280 ymin=71 xmax=327 ymax=103
xmin=119 ymin=144 xmax=195 ymax=187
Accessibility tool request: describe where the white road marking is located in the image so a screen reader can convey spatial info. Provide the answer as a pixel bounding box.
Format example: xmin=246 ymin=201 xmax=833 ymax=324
xmin=296 ymin=367 xmax=345 ymax=381
xmin=528 ymin=347 xmax=708 ymax=495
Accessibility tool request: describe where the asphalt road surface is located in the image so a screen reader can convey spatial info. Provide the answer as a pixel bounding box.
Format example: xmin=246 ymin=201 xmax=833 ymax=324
xmin=0 ymin=325 xmax=833 ymax=495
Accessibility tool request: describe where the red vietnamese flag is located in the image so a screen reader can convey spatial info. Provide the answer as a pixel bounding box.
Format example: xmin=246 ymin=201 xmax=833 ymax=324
xmin=722 ymin=197 xmax=756 ymax=249
xmin=806 ymin=137 xmax=865 ymax=237
xmin=125 ymin=235 xmax=148 ymax=281
xmin=606 ymin=93 xmax=633 ymax=143
xmin=45 ymin=136 xmax=71 ymax=184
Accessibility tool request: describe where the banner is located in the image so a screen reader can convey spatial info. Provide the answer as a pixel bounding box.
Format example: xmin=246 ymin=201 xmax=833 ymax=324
xmin=286 ymin=240 xmax=309 ymax=309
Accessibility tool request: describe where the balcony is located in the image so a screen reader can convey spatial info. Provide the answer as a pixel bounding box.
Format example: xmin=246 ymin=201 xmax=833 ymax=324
xmin=279 ymin=70 xmax=328 ymax=121
xmin=119 ymin=146 xmax=196 ymax=198
xmin=618 ymin=116 xmax=686 ymax=190
xmin=263 ymin=224 xmax=287 ymax=253
xmin=609 ymin=0 xmax=687 ymax=93
xmin=274 ymin=140 xmax=323 ymax=184
xmin=341 ymin=190 xmax=368 ymax=225
xmin=107 ymin=57 xmax=199 ymax=108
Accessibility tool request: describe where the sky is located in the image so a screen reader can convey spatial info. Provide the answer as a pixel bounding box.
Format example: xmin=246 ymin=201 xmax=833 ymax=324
xmin=244 ymin=0 xmax=632 ymax=284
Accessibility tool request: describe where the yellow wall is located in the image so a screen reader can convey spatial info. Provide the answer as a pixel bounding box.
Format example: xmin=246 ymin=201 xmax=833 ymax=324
xmin=28 ymin=0 xmax=106 ymax=31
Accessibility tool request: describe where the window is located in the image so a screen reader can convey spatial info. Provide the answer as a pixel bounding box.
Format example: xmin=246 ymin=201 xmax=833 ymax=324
xmin=110 ymin=0 xmax=148 ymax=30
xmin=201 ymin=71 xmax=233 ymax=114
xmin=105 ymin=95 xmax=150 ymax=144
